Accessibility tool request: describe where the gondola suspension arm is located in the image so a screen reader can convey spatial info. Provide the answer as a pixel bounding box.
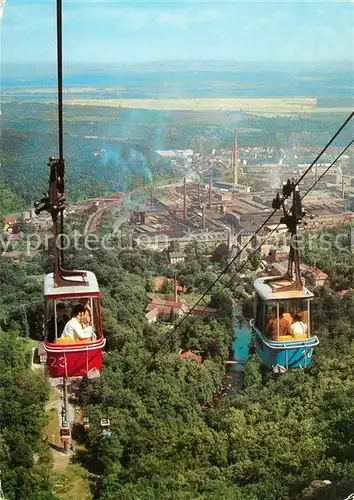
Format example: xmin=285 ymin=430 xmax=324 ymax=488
xmin=34 ymin=0 xmax=87 ymax=287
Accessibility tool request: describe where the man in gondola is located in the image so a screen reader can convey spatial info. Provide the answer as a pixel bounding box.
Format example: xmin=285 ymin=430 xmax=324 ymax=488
xmin=47 ymin=302 xmax=69 ymax=343
xmin=61 ymin=304 xmax=93 ymax=341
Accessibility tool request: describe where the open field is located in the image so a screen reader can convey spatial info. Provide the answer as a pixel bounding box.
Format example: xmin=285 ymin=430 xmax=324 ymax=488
xmin=53 ymin=464 xmax=93 ymax=500
xmin=39 ymin=97 xmax=354 ymax=116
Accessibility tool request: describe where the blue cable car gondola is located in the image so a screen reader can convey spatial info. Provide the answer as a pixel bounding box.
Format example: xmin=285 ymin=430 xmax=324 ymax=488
xmin=251 ymin=276 xmax=319 ymax=369
xmin=250 ymin=179 xmax=319 ymax=370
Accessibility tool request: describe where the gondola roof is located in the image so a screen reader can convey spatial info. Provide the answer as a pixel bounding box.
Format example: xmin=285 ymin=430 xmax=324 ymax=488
xmin=254 ymin=276 xmax=314 ymax=301
xmin=44 ymin=271 xmax=100 ymax=298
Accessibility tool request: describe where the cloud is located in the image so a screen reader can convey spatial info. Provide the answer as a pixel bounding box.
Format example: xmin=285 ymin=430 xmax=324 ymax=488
xmin=156 ymin=12 xmax=188 ymax=29
xmin=2 ymin=0 xmax=352 ymax=64
xmin=196 ymin=9 xmax=224 ymax=22
xmin=156 ymin=8 xmax=223 ymax=29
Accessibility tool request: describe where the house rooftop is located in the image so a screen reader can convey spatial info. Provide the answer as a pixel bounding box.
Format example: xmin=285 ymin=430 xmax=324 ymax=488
xmin=146 ymin=296 xmax=183 ymax=309
xmin=179 ymin=351 xmax=202 ymax=363
xmin=3 ymin=216 xmax=17 ymax=223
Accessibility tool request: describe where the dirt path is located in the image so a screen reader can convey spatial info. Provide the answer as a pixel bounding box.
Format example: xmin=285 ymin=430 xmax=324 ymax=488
xmin=51 ymin=448 xmax=71 ymax=471
xmin=45 ymin=378 xmax=77 ymax=471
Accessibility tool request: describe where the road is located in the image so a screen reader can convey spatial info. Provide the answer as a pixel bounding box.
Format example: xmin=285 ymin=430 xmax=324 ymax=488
xmin=32 ymin=348 xmax=76 ymax=466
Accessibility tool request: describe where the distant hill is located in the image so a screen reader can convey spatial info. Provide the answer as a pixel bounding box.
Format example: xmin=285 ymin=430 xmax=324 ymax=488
xmin=0 ymin=128 xmax=171 ymax=205
xmin=2 ymin=63 xmax=353 ymax=98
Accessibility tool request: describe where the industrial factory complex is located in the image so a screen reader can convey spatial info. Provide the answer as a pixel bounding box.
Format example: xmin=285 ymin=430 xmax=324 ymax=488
xmin=128 ymin=131 xmax=354 ymax=256
xmin=129 ymin=177 xmax=352 ymax=256
xmin=3 ymin=130 xmax=354 ymax=262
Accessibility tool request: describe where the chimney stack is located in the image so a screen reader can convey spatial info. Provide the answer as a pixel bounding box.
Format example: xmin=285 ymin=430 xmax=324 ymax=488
xmin=202 ymin=205 xmax=206 ymax=229
xmin=174 ymin=274 xmax=178 ymax=303
xmin=233 ymin=129 xmax=238 ymax=189
xmin=208 ymin=174 xmax=212 ymax=209
xmin=197 ymin=179 xmax=201 ymax=205
xmin=199 ymin=137 xmax=204 ymax=156
xmin=183 ymin=176 xmax=187 ymax=220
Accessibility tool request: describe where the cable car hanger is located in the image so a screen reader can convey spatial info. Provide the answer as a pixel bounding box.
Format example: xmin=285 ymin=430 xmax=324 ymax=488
xmin=34 ymin=0 xmax=87 ymax=287
xmin=268 ymin=179 xmax=310 ymax=292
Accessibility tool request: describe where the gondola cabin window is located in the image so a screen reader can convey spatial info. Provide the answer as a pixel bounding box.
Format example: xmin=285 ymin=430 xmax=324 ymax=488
xmin=255 ymin=296 xmax=312 ymax=339
xmin=43 ymin=271 xmax=104 ymax=345
xmin=45 ymin=297 xmax=103 ymax=344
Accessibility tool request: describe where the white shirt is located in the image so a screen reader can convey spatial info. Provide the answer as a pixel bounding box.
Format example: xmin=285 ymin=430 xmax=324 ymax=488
xmin=290 ymin=321 xmax=308 ymax=336
xmin=61 ymin=317 xmax=93 ymax=341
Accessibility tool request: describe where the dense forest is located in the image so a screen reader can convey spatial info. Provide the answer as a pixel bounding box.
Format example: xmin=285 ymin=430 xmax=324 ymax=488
xmin=302 ymin=223 xmax=354 ymax=290
xmin=0 ymin=334 xmax=53 ymax=499
xmin=0 ymin=127 xmax=177 ymax=211
xmin=1 ymin=221 xmax=354 ymax=498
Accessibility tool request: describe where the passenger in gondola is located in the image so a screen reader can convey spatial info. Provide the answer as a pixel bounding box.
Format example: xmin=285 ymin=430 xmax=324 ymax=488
xmin=47 ymin=302 xmax=69 ymax=343
xmin=266 ymin=306 xmax=291 ymax=340
xmin=61 ymin=304 xmax=93 ymax=342
xmin=283 ymin=311 xmax=293 ymax=325
xmin=289 ymin=311 xmax=308 ymax=338
xmin=79 ymin=298 xmax=91 ymax=327
xmin=79 ymin=298 xmax=97 ymax=339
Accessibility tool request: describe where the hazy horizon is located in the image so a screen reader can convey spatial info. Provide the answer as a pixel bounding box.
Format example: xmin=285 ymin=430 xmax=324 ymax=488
xmin=2 ymin=59 xmax=353 ymax=83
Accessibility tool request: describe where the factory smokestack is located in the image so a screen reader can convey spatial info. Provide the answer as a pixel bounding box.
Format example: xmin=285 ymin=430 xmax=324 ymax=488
xmin=208 ymin=174 xmax=212 ymax=209
xmin=174 ymin=273 xmax=178 ymax=303
xmin=233 ymin=130 xmax=238 ymax=189
xmin=183 ymin=176 xmax=187 ymax=220
xmin=202 ymin=205 xmax=206 ymax=229
xmin=197 ymin=180 xmax=201 ymax=205
xmin=199 ymin=137 xmax=205 ymax=156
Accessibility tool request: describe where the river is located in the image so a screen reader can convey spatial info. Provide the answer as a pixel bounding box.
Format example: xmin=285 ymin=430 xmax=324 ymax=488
xmin=225 ymin=307 xmax=253 ymax=397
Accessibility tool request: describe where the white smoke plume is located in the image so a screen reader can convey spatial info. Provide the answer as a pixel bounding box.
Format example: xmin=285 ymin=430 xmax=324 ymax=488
xmin=187 ymin=169 xmax=199 ymax=181
xmin=268 ymin=167 xmax=281 ymax=189
xmin=0 ymin=0 xmax=6 ymax=21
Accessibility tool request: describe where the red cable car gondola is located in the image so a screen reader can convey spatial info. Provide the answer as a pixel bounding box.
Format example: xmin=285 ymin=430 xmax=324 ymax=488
xmin=44 ymin=270 xmax=106 ymax=378
xmin=60 ymin=421 xmax=71 ymax=442
xmin=35 ymin=158 xmax=106 ymax=379
xmin=33 ymin=0 xmax=106 ymax=381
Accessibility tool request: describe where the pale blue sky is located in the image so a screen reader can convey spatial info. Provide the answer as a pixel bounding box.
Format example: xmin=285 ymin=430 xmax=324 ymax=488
xmin=1 ymin=1 xmax=353 ymax=65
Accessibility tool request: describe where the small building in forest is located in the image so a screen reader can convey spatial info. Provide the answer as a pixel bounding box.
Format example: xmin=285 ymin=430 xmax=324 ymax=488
xmin=145 ymin=295 xmax=186 ymax=323
xmin=168 ymin=251 xmax=186 ymax=264
xmin=179 ymin=351 xmax=202 ymax=363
